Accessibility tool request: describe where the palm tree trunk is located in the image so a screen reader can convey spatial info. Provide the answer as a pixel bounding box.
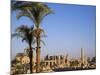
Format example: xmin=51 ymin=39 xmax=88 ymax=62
xmin=36 ymin=36 xmax=41 ymax=73
xmin=29 ymin=45 xmax=33 ymax=73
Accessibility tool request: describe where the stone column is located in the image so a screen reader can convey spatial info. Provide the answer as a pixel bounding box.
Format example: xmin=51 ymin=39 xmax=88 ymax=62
xmin=48 ymin=62 xmax=50 ymax=67
xmin=63 ymin=56 xmax=65 ymax=65
xmin=58 ymin=56 xmax=60 ymax=65
xmin=54 ymin=56 xmax=56 ymax=64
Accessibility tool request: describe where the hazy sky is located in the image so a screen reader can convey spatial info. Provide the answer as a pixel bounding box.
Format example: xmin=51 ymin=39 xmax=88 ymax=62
xmin=11 ymin=2 xmax=96 ymax=60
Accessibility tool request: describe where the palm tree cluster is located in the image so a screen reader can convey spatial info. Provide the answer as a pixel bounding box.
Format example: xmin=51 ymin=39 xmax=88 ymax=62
xmin=12 ymin=1 xmax=53 ymax=73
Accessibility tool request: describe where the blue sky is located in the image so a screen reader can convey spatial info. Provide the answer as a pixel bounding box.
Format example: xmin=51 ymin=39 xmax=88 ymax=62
xmin=11 ymin=3 xmax=96 ymax=60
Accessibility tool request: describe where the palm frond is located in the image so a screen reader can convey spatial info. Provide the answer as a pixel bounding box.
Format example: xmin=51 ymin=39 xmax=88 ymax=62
xmin=40 ymin=39 xmax=45 ymax=46
xmin=32 ymin=39 xmax=36 ymax=45
xmin=15 ymin=25 xmax=29 ymax=33
xmin=11 ymin=33 xmax=23 ymax=39
xmin=16 ymin=10 xmax=32 ymax=20
xmin=40 ymin=34 xmax=47 ymax=38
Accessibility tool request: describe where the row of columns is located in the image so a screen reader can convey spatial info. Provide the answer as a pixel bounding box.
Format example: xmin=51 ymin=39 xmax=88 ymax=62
xmin=44 ymin=55 xmax=70 ymax=67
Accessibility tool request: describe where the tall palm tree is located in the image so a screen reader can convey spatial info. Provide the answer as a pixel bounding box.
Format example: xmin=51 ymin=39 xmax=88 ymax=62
xmin=12 ymin=1 xmax=53 ymax=72
xmin=12 ymin=25 xmax=35 ymax=73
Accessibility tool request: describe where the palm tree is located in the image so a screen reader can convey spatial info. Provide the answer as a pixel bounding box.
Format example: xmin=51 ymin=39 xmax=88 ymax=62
xmin=12 ymin=25 xmax=35 ymax=73
xmin=12 ymin=1 xmax=53 ymax=72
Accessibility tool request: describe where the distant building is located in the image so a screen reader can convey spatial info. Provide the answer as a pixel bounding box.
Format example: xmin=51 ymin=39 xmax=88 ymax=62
xmin=15 ymin=53 xmax=30 ymax=64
